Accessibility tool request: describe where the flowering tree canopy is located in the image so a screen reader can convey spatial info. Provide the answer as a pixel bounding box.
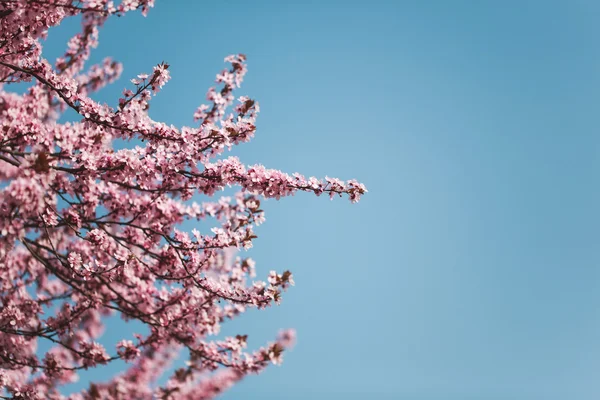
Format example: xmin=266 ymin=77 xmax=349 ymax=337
xmin=0 ymin=1 xmax=366 ymax=399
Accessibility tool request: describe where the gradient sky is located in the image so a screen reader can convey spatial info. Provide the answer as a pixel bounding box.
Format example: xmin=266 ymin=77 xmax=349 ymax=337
xmin=32 ymin=1 xmax=600 ymax=399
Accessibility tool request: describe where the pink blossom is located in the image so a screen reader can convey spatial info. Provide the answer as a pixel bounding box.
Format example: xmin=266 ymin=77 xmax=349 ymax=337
xmin=0 ymin=2 xmax=365 ymax=398
xmin=117 ymin=340 xmax=141 ymax=362
xmin=79 ymin=341 xmax=110 ymax=367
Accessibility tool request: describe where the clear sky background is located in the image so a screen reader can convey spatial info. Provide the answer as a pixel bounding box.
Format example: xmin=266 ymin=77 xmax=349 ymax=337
xmin=33 ymin=0 xmax=600 ymax=399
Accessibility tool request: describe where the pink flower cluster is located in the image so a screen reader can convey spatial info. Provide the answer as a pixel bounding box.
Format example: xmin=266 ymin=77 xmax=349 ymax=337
xmin=0 ymin=1 xmax=365 ymax=399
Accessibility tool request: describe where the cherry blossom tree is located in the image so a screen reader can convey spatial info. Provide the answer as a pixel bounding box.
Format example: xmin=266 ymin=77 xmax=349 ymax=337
xmin=0 ymin=1 xmax=366 ymax=399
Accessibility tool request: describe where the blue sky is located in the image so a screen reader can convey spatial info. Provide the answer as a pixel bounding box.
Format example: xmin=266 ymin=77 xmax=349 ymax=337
xmin=30 ymin=1 xmax=600 ymax=399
